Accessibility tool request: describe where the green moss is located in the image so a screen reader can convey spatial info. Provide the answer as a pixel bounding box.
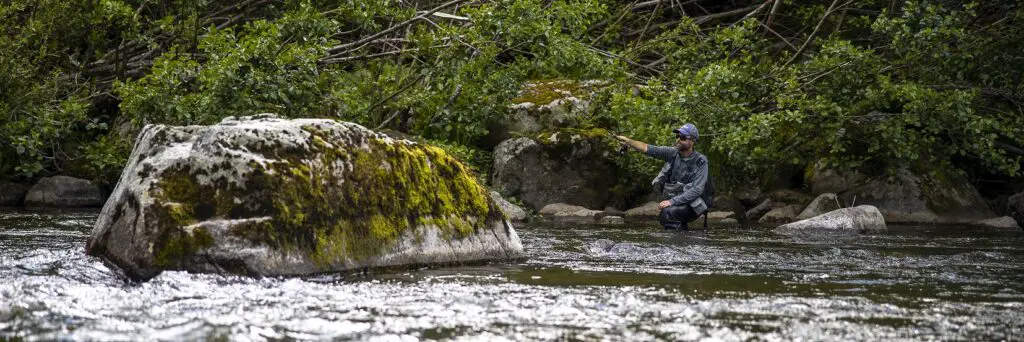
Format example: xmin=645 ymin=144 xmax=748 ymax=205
xmin=536 ymin=127 xmax=611 ymax=143
xmin=153 ymin=227 xmax=214 ymax=267
xmin=244 ymin=125 xmax=501 ymax=265
xmin=144 ymin=124 xmax=502 ymax=269
xmin=512 ymin=80 xmax=585 ymax=105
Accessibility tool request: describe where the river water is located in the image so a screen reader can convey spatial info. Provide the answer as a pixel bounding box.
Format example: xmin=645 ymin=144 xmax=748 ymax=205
xmin=1 ymin=209 xmax=1022 ymax=341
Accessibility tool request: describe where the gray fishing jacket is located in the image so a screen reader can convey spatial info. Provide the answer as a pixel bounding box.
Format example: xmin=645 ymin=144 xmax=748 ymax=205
xmin=645 ymin=145 xmax=709 ymax=208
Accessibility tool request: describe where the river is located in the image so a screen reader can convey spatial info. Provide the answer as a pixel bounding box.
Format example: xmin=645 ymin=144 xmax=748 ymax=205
xmin=1 ymin=209 xmax=1022 ymax=341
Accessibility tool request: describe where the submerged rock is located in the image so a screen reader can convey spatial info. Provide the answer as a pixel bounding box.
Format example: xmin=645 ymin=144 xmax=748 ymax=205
xmin=773 ymin=205 xmax=887 ymax=235
xmin=86 ymin=115 xmax=524 ymax=280
xmin=598 ymin=216 xmax=625 ymax=225
xmin=24 ymin=176 xmax=104 ymax=207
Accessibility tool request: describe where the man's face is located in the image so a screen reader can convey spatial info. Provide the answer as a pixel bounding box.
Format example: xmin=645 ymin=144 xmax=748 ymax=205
xmin=675 ymin=134 xmax=694 ymax=152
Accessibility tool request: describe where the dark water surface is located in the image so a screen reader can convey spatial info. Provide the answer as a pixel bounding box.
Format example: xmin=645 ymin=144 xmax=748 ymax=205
xmin=2 ymin=209 xmax=1023 ymax=341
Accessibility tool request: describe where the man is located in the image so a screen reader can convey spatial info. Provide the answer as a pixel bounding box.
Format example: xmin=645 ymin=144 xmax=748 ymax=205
xmin=616 ymin=123 xmax=711 ymax=230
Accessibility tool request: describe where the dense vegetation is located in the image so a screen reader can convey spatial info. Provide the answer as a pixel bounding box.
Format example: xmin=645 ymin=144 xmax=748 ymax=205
xmin=2 ymin=0 xmax=1022 ymax=195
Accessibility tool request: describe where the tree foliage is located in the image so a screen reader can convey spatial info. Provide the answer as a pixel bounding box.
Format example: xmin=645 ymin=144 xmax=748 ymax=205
xmin=1 ymin=0 xmax=1022 ymax=193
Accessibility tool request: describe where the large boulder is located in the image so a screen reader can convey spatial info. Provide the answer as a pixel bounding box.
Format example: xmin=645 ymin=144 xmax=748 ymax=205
xmin=86 ymin=115 xmax=524 ymax=281
xmin=1009 ymin=192 xmax=1024 ymax=228
xmin=773 ymin=205 xmax=887 ymax=235
xmin=491 ymin=130 xmax=620 ymax=210
xmin=24 ymin=176 xmax=104 ymax=207
xmin=0 ymin=181 xmax=30 ymax=206
xmin=839 ymin=169 xmax=993 ymax=224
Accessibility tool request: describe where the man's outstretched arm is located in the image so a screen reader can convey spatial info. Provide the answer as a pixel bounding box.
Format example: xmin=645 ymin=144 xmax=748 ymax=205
xmin=615 ymin=135 xmax=648 ymax=154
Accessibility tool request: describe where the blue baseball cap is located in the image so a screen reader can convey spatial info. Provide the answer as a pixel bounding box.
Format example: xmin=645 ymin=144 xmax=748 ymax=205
xmin=672 ymin=123 xmax=698 ymax=141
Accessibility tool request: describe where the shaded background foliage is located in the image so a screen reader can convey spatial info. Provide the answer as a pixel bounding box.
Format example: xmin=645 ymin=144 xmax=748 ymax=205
xmin=1 ymin=0 xmax=1022 ymax=198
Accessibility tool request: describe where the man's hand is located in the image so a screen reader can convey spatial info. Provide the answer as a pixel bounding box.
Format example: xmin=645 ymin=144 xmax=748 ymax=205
xmin=658 ymin=200 xmax=672 ymax=209
xmin=615 ymin=135 xmax=648 ymax=153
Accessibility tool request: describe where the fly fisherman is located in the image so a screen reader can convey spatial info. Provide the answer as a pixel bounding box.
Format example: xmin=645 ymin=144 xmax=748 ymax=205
xmin=616 ymin=123 xmax=712 ymax=230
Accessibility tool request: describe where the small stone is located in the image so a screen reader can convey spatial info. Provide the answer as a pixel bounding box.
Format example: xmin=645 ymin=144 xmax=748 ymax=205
xmin=598 ymin=216 xmax=624 ymax=225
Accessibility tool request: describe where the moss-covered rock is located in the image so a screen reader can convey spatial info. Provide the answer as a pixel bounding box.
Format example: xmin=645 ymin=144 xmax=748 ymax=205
xmin=491 ymin=128 xmax=621 ymax=211
xmin=485 ymin=80 xmax=608 ymax=148
xmin=86 ymin=114 xmax=523 ymax=280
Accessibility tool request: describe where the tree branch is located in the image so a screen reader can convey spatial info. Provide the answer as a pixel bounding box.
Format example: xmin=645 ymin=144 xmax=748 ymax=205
xmin=783 ymin=0 xmax=849 ymax=67
xmin=325 ymin=0 xmax=468 ymax=55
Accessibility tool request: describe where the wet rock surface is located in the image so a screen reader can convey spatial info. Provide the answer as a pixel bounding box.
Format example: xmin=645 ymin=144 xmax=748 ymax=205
xmin=86 ymin=115 xmax=523 ymax=280
xmin=773 ymin=205 xmax=887 ymax=235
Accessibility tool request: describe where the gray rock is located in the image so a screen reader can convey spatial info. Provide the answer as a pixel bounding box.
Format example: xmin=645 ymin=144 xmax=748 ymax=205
xmin=491 ymin=134 xmax=618 ymax=210
xmin=840 ymin=169 xmax=992 ymax=224
xmin=706 ymin=211 xmax=735 ymax=221
xmin=711 ymin=195 xmax=748 ymax=225
xmin=718 ymin=218 xmax=738 ymax=225
xmin=0 ymin=181 xmax=30 ymax=206
xmin=598 ymin=216 xmax=625 ymax=225
xmin=489 ymin=191 xmax=529 ymax=221
xmin=603 ymin=206 xmax=626 ymax=217
xmin=584 ymin=239 xmax=616 ymax=253
xmin=796 ymin=193 xmax=842 ymax=220
xmin=974 ymin=216 xmax=1020 ymax=230
xmin=1009 ymin=192 xmax=1024 ymax=228
xmin=538 ymin=203 xmax=603 ymax=222
xmin=24 ymin=176 xmax=104 ymax=207
xmin=733 ymin=186 xmax=762 ymax=207
xmin=758 ymin=204 xmax=804 ymax=224
xmin=745 ymin=199 xmax=776 ymax=221
xmin=86 ymin=115 xmax=523 ymax=281
xmin=773 ymin=205 xmax=887 ymax=235
xmin=625 ymin=201 xmax=660 ymax=220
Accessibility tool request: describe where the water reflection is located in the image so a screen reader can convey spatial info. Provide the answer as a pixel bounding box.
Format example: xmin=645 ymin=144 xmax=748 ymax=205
xmin=1 ymin=211 xmax=1022 ymax=340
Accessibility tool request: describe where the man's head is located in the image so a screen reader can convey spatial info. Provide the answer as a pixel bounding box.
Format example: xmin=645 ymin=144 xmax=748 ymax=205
xmin=672 ymin=123 xmax=698 ymax=153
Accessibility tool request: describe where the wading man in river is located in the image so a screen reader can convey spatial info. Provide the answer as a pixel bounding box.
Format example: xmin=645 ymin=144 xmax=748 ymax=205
xmin=616 ymin=123 xmax=711 ymax=230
